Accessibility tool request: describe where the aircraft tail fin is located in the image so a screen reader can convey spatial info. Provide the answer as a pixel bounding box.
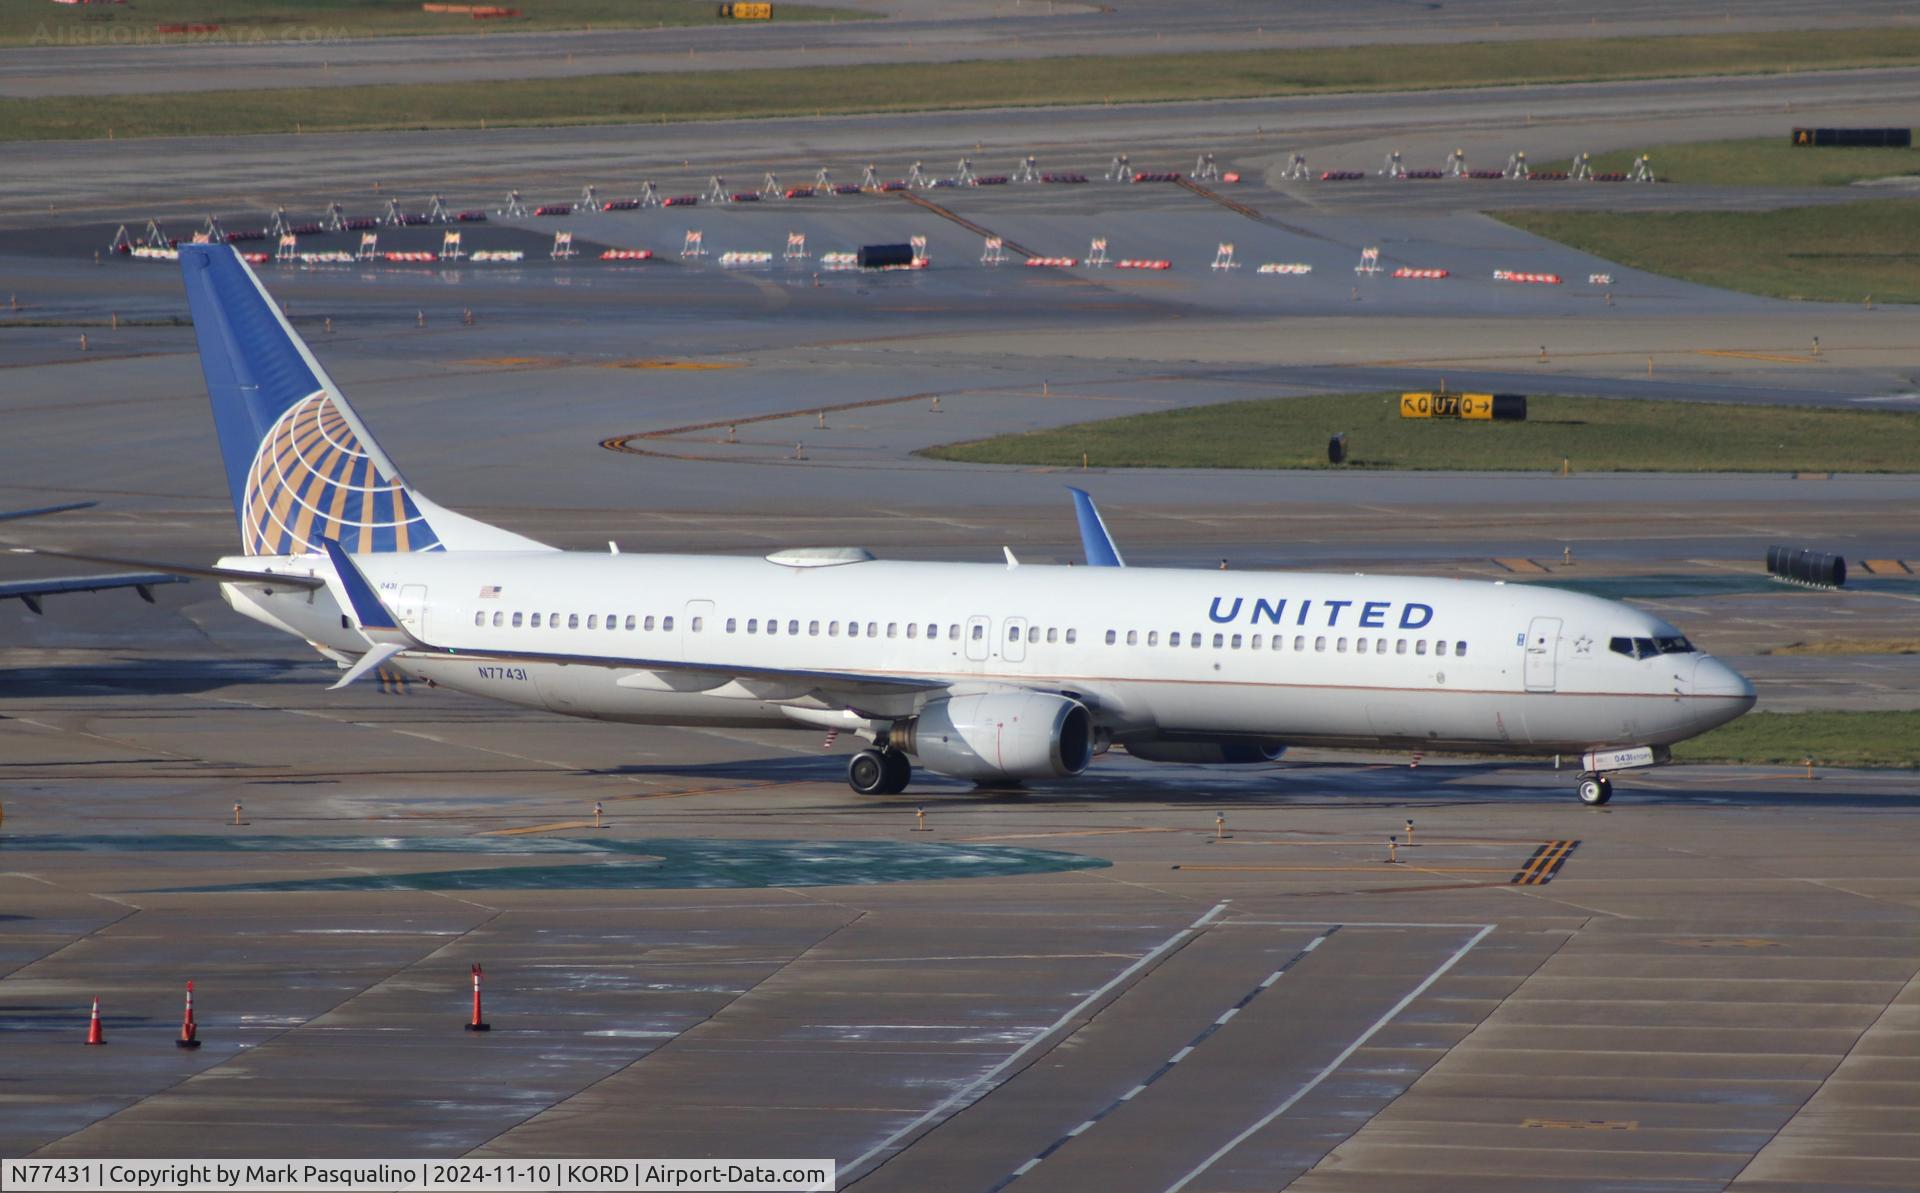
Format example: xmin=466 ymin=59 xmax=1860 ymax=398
xmin=179 ymin=244 xmax=546 ymax=556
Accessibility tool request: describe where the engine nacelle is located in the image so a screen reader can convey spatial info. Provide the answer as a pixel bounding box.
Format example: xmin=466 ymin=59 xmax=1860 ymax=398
xmin=894 ymin=692 xmax=1093 ymax=783
xmin=1125 ymin=739 xmax=1286 ymax=765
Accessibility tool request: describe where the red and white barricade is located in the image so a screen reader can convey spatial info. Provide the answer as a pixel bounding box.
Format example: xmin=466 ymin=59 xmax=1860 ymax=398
xmin=599 ymin=249 xmax=653 ymax=261
xmin=1257 ymin=262 xmax=1313 ymax=275
xmin=1114 ymin=259 xmax=1171 ymax=270
xmin=1391 ymin=267 xmax=1449 ymax=280
xmin=1493 ymin=269 xmax=1563 ymax=284
xmin=1024 ymin=257 xmax=1078 ymax=268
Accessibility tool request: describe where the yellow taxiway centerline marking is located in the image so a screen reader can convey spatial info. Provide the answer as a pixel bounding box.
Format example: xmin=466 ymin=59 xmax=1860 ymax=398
xmin=481 ymin=820 xmax=598 ymax=836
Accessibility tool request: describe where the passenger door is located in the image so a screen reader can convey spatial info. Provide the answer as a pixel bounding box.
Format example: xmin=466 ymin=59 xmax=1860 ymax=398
xmin=1524 ymin=616 xmax=1561 ymax=692
xmin=394 ymin=585 xmax=429 ymax=640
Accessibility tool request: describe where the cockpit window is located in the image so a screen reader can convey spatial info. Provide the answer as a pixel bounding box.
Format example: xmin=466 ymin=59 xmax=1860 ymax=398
xmin=1611 ymin=635 xmax=1698 ymax=660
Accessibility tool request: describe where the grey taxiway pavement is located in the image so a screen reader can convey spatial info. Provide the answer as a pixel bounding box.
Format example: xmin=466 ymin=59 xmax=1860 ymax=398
xmin=8 ymin=0 xmax=1919 ymax=98
xmin=4 ymin=28 xmax=1920 ymax=1187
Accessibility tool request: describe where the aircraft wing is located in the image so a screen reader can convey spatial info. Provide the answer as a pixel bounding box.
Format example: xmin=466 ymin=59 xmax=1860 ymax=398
xmin=0 ymin=572 xmax=185 ymax=615
xmin=6 ymin=546 xmax=326 ymax=590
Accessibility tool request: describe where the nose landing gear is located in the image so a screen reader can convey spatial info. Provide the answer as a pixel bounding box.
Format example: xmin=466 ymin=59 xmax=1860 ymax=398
xmin=1576 ymin=774 xmax=1613 ymax=806
xmin=848 ymin=748 xmax=912 ymax=795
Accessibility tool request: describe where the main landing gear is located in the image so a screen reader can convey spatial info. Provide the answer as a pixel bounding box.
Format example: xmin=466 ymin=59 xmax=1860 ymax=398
xmin=1576 ymin=774 xmax=1613 ymax=806
xmin=848 ymin=748 xmax=912 ymax=795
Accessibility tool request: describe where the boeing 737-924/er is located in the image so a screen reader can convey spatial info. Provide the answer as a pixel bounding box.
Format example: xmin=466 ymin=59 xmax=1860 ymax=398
xmin=22 ymin=246 xmax=1756 ymax=804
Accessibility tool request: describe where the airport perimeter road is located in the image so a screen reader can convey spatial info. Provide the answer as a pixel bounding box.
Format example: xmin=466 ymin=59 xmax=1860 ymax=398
xmin=5 ymin=0 xmax=1917 ymax=98
xmin=7 ymin=67 xmax=1920 ymax=226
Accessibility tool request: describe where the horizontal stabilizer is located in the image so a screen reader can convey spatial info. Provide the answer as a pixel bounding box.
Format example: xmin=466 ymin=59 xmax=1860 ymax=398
xmin=330 ymin=642 xmax=406 ymax=690
xmin=7 ymin=546 xmax=323 ymax=589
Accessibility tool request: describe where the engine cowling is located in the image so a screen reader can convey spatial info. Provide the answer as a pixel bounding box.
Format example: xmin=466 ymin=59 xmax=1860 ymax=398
xmin=1125 ymin=739 xmax=1286 ymax=765
xmin=894 ymin=693 xmax=1093 ymax=783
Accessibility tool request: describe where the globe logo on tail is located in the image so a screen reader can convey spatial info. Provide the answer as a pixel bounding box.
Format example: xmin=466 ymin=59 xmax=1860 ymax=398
xmin=241 ymin=393 xmax=442 ymax=556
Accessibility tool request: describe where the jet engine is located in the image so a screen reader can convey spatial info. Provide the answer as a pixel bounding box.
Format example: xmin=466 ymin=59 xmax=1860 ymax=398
xmin=893 ymin=692 xmax=1093 ymax=783
xmin=1124 ymin=739 xmax=1286 ymax=765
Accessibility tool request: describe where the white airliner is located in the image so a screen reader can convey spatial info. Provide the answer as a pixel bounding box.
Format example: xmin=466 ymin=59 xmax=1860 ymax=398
xmin=23 ymin=246 xmax=1756 ymax=804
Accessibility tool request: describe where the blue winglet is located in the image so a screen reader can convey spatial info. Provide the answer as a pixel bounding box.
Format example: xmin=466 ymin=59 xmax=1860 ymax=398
xmin=319 ymin=537 xmax=398 ymax=631
xmin=1068 ymin=487 xmax=1126 ymax=568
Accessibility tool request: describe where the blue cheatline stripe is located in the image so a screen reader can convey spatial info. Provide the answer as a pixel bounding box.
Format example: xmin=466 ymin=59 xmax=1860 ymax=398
xmin=320 ymin=537 xmax=398 ymax=631
xmin=986 ymin=926 xmax=1339 ymax=1193
xmin=179 ymin=245 xmax=323 ymax=533
xmin=1068 ymin=487 xmax=1125 ymax=568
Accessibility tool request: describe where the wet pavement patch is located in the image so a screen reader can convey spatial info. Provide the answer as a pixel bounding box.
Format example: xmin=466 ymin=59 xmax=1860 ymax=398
xmin=1 ymin=835 xmax=1109 ymax=891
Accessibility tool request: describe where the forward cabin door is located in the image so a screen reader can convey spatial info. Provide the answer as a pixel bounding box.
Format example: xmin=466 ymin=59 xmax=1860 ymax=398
xmin=964 ymin=615 xmax=992 ymax=665
xmin=1524 ymin=616 xmax=1561 ymax=692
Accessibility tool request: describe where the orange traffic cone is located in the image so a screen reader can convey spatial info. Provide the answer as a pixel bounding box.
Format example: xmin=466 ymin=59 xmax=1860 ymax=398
xmin=176 ymin=980 xmax=201 ymax=1049
xmin=465 ymin=963 xmax=490 ymax=1032
xmin=85 ymin=996 xmax=105 ymax=1045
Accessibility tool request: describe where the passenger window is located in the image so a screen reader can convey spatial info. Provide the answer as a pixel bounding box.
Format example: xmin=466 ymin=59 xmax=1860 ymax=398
xmin=725 ymin=618 xmax=736 ymax=633
xmin=1356 ymin=638 xmax=1368 ymax=654
xmin=1148 ymin=631 xmax=1160 ymax=646
xmin=1272 ymin=635 xmax=1284 ymax=651
xmin=1416 ymin=639 xmax=1427 ymax=655
xmin=568 ymin=613 xmax=580 ymax=629
xmin=972 ymin=624 xmax=985 ymax=641
xmin=530 ymin=613 xmax=542 ymax=628
xmin=1170 ymin=632 xmax=1182 ymax=647
xmin=1065 ymin=629 xmax=1077 ymax=644
xmin=1011 ymin=626 xmax=1022 ymax=642
xmin=1028 ymin=626 xmax=1039 ymax=643
xmin=690 ymin=617 xmax=701 ymax=633
xmin=1047 ymin=628 xmax=1058 ymax=644
xmin=1314 ymin=636 xmax=1326 ymax=652
xmin=829 ymin=621 xmax=840 ymax=637
xmin=1105 ymin=630 xmax=1117 ymax=645
xmin=809 ymin=620 xmax=820 ymax=636
xmin=512 ymin=612 xmax=523 ymax=627
xmin=1126 ymin=631 xmax=1138 ymax=646
xmin=1294 ymin=635 xmax=1305 ymax=651
xmin=846 ymin=621 xmax=857 ymax=638
xmin=550 ymin=612 xmax=560 ymax=628
xmin=888 ymin=623 xmax=898 ymax=638
xmin=788 ymin=620 xmax=799 ymax=635
xmin=1212 ymin=633 xmax=1224 ymax=648
xmin=1231 ymin=634 xmax=1243 ymax=649
xmin=747 ymin=618 xmax=758 ymax=633
xmin=906 ymin=623 xmax=918 ymax=639
xmin=1456 ymin=640 xmax=1467 ymax=656
xmin=474 ymin=611 xmax=484 ymax=627
xmin=949 ymin=625 xmax=960 ymax=641
xmin=644 ymin=615 xmax=656 ymax=631
xmin=1396 ymin=639 xmax=1407 ymax=654
xmin=493 ymin=612 xmax=503 ymax=627
xmin=868 ymin=622 xmax=878 ymax=638
xmin=663 ymin=616 xmax=674 ymax=632
xmin=607 ymin=612 xmax=617 ymax=629
xmin=1336 ymin=637 xmax=1347 ymax=653
xmin=587 ymin=614 xmax=598 ymax=629
xmin=625 ymin=615 xmax=636 ymax=630
xmin=1435 ymin=640 xmax=1447 ymax=657
xmin=1250 ymin=634 xmax=1261 ymax=651
xmin=1192 ymin=634 xmax=1203 ymax=649
xmin=1377 ymin=638 xmax=1387 ymax=654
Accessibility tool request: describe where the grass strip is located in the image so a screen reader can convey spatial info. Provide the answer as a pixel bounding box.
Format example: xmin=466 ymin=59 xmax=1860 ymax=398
xmin=1671 ymin=710 xmax=1920 ymax=769
xmin=1497 ymin=199 xmax=1920 ymax=304
xmin=7 ymin=27 xmax=1920 ymax=141
xmin=4 ymin=0 xmax=866 ymax=49
xmin=1544 ymin=136 xmax=1920 ymax=187
xmin=920 ymin=393 xmax=1920 ymax=473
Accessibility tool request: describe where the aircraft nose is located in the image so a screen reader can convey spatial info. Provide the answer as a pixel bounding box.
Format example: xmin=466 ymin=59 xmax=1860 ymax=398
xmin=1692 ymin=656 xmax=1758 ymax=708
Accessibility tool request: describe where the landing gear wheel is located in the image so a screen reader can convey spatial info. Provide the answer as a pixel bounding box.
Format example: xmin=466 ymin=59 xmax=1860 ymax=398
xmin=1576 ymin=775 xmax=1612 ymax=806
xmin=848 ymin=749 xmax=889 ymax=795
xmin=878 ymin=750 xmax=912 ymax=795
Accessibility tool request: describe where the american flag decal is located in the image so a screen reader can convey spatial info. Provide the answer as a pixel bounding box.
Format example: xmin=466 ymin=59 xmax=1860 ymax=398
xmin=479 ymin=585 xmax=502 ymax=599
